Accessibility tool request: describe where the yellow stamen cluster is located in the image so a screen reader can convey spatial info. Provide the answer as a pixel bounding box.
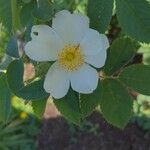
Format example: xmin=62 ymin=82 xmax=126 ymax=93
xmin=58 ymin=45 xmax=84 ymax=71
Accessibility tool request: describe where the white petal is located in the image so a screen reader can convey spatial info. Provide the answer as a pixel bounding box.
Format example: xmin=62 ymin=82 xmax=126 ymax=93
xmin=70 ymin=64 xmax=99 ymax=94
xmin=44 ymin=62 xmax=70 ymax=99
xmin=25 ymin=25 xmax=64 ymax=62
xmin=52 ymin=10 xmax=89 ymax=45
xmin=85 ymin=49 xmax=107 ymax=68
xmin=80 ymin=29 xmax=109 ymax=55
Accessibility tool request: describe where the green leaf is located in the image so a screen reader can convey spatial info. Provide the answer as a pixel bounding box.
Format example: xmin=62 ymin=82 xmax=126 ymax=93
xmin=87 ymin=0 xmax=113 ymax=33
xmin=20 ymin=1 xmax=36 ymax=27
xmin=119 ymin=64 xmax=150 ymax=95
xmin=7 ymin=59 xmax=49 ymax=100
xmin=103 ymin=37 xmax=138 ymax=75
xmin=116 ymin=0 xmax=150 ymax=43
xmin=32 ymin=99 xmax=47 ymax=118
xmin=0 ymin=0 xmax=12 ymax=31
xmin=80 ymin=80 xmax=101 ymax=117
xmin=6 ymin=36 xmax=19 ymax=58
xmin=17 ymin=80 xmax=49 ymax=100
xmin=35 ymin=62 xmax=53 ymax=78
xmin=100 ymin=79 xmax=132 ymax=128
xmin=7 ymin=59 xmax=24 ymax=91
xmin=7 ymin=59 xmax=24 ymax=92
xmin=25 ymin=22 xmax=33 ymax=42
xmin=32 ymin=0 xmax=54 ymax=21
xmin=0 ymin=73 xmax=12 ymax=122
xmin=54 ymin=89 xmax=81 ymax=125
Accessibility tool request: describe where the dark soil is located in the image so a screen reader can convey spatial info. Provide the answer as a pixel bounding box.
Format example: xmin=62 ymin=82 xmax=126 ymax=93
xmin=38 ymin=112 xmax=150 ymax=150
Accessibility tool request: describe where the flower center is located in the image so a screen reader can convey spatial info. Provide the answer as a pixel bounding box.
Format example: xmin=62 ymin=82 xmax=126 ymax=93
xmin=58 ymin=45 xmax=84 ymax=71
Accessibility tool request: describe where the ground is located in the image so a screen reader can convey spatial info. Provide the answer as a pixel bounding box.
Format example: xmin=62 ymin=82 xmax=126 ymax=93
xmin=38 ymin=112 xmax=150 ymax=150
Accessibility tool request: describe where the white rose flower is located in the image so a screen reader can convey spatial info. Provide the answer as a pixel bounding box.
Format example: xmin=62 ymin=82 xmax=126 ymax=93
xmin=25 ymin=10 xmax=109 ymax=99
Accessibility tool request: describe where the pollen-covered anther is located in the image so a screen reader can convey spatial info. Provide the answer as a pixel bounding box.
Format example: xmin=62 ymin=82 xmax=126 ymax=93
xmin=58 ymin=45 xmax=84 ymax=71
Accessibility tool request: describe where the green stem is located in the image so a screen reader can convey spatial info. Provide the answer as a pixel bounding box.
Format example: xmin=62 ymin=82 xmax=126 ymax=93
xmin=11 ymin=0 xmax=20 ymax=33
